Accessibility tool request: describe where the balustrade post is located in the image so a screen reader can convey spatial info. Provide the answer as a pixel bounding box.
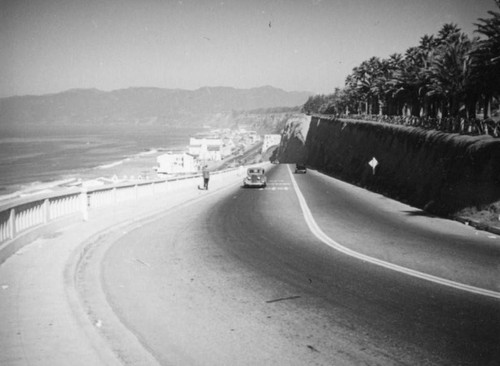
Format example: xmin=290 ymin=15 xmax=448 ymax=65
xmin=8 ymin=208 xmax=16 ymax=239
xmin=43 ymin=199 xmax=50 ymax=224
xmin=80 ymin=188 xmax=88 ymax=221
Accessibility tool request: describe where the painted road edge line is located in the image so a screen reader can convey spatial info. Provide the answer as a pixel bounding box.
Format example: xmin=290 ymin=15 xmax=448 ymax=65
xmin=286 ymin=165 xmax=500 ymax=300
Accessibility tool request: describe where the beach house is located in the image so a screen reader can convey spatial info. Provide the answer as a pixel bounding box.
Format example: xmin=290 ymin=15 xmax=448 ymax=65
xmin=156 ymin=152 xmax=197 ymax=175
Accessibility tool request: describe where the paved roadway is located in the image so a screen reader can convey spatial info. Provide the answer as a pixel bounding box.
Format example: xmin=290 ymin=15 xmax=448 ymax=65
xmin=93 ymin=164 xmax=500 ymax=365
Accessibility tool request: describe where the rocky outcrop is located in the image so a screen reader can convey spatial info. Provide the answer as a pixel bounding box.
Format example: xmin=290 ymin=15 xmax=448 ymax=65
xmin=277 ymin=115 xmax=500 ymax=216
xmin=275 ymin=114 xmax=310 ymax=163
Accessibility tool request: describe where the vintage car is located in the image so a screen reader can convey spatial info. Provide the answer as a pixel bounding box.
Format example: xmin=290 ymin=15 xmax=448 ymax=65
xmin=295 ymin=163 xmax=307 ymax=174
xmin=243 ymin=167 xmax=267 ymax=188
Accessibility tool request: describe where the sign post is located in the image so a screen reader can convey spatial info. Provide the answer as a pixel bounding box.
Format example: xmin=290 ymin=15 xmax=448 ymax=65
xmin=368 ymin=157 xmax=378 ymax=175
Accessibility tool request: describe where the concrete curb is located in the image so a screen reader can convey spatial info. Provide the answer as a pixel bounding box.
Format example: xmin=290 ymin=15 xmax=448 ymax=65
xmin=65 ymin=174 xmax=246 ymax=365
xmin=455 ymin=216 xmax=500 ymax=236
xmin=66 ymin=216 xmax=164 ymax=366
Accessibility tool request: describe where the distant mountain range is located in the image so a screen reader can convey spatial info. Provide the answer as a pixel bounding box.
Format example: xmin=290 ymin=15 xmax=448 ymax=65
xmin=0 ymin=86 xmax=311 ymax=127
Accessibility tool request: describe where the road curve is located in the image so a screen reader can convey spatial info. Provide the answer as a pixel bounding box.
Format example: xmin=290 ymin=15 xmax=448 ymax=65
xmin=96 ymin=164 xmax=500 ymax=365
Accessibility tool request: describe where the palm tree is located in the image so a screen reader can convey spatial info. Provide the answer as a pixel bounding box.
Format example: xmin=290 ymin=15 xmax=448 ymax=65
xmin=473 ymin=0 xmax=500 ymax=117
xmin=388 ymin=46 xmax=423 ymax=117
xmin=346 ymin=66 xmax=369 ymax=114
xmin=416 ymin=34 xmax=439 ymax=116
xmin=436 ymin=23 xmax=462 ymax=45
xmin=388 ymin=26 xmax=471 ymax=119
xmin=384 ymin=53 xmax=404 ymax=115
xmin=336 ymin=15 xmax=499 ymax=126
xmin=355 ymin=57 xmax=387 ymax=115
xmin=426 ymin=29 xmax=478 ymax=118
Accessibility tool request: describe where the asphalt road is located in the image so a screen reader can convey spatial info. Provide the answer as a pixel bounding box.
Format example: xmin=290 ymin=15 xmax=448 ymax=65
xmin=97 ymin=164 xmax=500 ymax=365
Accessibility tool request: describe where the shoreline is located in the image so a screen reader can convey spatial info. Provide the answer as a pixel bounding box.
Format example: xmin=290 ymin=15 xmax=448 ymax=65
xmin=0 ymin=128 xmax=265 ymax=202
xmin=0 ymin=123 xmax=204 ymax=201
xmin=0 ymin=145 xmax=246 ymax=202
xmin=0 ymin=149 xmax=169 ymax=202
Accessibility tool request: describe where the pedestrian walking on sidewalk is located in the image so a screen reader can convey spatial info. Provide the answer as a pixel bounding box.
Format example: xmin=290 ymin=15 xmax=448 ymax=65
xmin=202 ymin=165 xmax=210 ymax=190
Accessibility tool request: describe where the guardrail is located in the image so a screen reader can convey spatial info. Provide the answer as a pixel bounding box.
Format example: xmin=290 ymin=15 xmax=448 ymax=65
xmin=0 ymin=170 xmax=233 ymax=245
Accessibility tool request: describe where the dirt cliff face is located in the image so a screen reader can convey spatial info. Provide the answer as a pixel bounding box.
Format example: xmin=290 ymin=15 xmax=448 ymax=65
xmin=277 ymin=115 xmax=500 ymax=216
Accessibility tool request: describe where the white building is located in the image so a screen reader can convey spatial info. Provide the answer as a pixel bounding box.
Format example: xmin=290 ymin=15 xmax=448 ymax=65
xmin=156 ymin=152 xmax=197 ymax=175
xmin=188 ymin=137 xmax=224 ymax=161
xmin=247 ymin=131 xmax=261 ymax=144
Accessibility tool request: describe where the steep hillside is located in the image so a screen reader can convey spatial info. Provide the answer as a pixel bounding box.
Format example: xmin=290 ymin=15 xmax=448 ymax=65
xmin=0 ymin=86 xmax=311 ymax=127
xmin=277 ymin=115 xmax=500 ymax=221
xmin=206 ymin=108 xmax=301 ymax=133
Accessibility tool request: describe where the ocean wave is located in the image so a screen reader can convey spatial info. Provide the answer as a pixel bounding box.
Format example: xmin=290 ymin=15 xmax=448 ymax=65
xmin=97 ymin=160 xmax=124 ymax=169
xmin=97 ymin=149 xmax=159 ymax=170
xmin=138 ymin=149 xmax=158 ymax=156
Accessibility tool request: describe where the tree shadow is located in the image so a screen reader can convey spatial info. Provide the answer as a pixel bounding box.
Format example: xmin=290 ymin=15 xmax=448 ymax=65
xmin=403 ymin=209 xmax=436 ymax=218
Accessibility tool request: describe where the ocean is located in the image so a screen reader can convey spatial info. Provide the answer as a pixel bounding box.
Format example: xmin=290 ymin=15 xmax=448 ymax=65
xmin=0 ymin=123 xmax=203 ymax=196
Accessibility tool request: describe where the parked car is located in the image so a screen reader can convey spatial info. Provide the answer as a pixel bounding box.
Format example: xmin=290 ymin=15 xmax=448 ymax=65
xmin=295 ymin=164 xmax=307 ymax=174
xmin=243 ymin=167 xmax=267 ymax=188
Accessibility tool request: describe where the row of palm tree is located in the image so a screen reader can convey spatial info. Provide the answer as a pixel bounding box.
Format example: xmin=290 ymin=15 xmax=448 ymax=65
xmin=303 ymin=1 xmax=500 ymax=123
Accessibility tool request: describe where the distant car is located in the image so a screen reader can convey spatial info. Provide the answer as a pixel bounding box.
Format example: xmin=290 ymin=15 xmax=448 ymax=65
xmin=243 ymin=167 xmax=267 ymax=188
xmin=295 ymin=164 xmax=307 ymax=174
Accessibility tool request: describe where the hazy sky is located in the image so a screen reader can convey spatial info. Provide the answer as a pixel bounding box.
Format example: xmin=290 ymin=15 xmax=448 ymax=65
xmin=0 ymin=0 xmax=496 ymax=98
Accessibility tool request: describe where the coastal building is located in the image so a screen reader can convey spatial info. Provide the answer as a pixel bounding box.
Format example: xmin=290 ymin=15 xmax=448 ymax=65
xmin=156 ymin=152 xmax=197 ymax=175
xmin=247 ymin=131 xmax=261 ymax=144
xmin=188 ymin=137 xmax=224 ymax=161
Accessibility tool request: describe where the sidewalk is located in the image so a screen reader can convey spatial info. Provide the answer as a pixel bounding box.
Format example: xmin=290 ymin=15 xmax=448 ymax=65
xmin=0 ymin=170 xmax=244 ymax=366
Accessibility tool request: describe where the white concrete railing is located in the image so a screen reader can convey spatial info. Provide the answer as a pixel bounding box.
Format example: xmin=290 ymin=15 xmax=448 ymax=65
xmin=0 ymin=169 xmax=236 ymax=245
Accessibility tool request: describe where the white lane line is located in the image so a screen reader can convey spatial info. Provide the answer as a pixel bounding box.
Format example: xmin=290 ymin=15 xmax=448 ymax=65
xmin=264 ymin=187 xmax=289 ymax=191
xmin=286 ymin=165 xmax=500 ymax=300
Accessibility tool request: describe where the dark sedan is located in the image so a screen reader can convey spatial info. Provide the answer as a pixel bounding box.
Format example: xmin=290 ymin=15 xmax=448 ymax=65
xmin=243 ymin=167 xmax=267 ymax=188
